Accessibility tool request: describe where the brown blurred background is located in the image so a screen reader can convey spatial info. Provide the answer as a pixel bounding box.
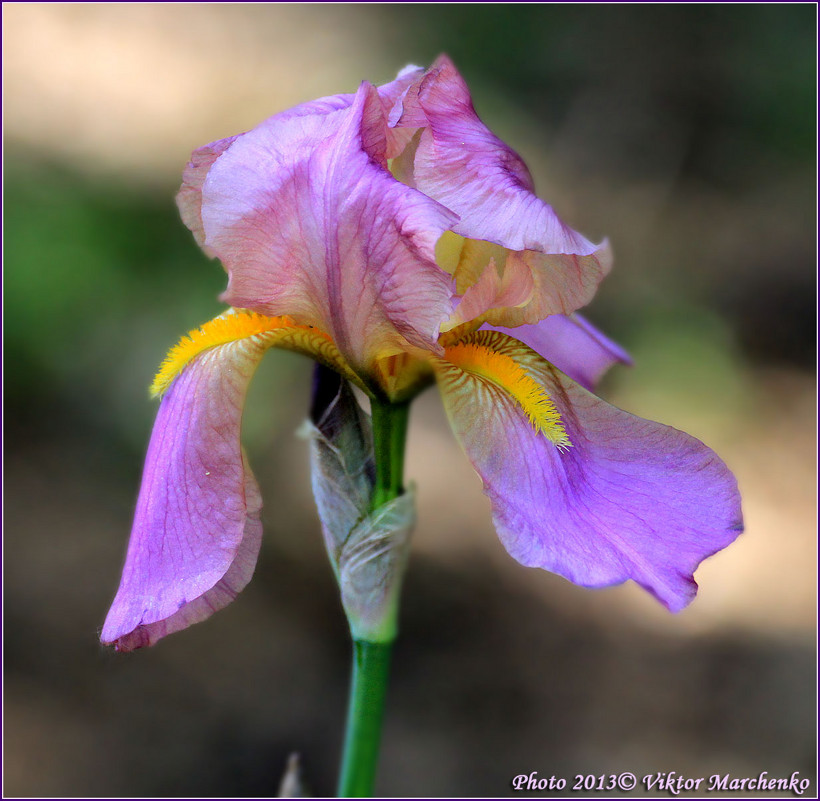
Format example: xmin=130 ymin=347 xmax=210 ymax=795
xmin=3 ymin=4 xmax=816 ymax=798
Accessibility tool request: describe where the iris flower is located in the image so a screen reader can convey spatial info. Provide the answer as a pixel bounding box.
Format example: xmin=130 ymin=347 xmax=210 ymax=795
xmin=101 ymin=57 xmax=742 ymax=652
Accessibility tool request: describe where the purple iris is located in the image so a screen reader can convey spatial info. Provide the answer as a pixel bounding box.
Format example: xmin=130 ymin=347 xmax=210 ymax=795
xmin=102 ymin=56 xmax=742 ymax=651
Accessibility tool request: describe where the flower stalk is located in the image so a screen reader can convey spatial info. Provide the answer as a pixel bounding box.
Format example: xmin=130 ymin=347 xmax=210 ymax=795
xmin=337 ymin=638 xmax=394 ymax=798
xmin=337 ymin=395 xmax=409 ymax=797
xmin=369 ymin=397 xmax=409 ymax=512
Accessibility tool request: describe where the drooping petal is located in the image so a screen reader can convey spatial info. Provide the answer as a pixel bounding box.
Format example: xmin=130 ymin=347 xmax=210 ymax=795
xmin=393 ymin=55 xmax=612 ymax=322
xmin=434 ymin=330 xmax=743 ymax=611
xmin=101 ymin=312 xmax=356 ymax=650
xmin=486 ymin=314 xmax=632 ymax=391
xmin=101 ymin=345 xmax=262 ymax=651
xmin=198 ymin=82 xmax=458 ymax=373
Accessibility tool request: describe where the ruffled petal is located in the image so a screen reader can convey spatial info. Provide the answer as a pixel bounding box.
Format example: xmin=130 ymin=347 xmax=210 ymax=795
xmin=435 ymin=331 xmax=743 ymax=611
xmin=379 ymin=64 xmax=425 ymax=158
xmin=176 ymin=135 xmax=241 ymax=258
xmin=393 ymin=56 xmax=612 ymax=321
xmin=198 ymin=82 xmax=457 ymax=373
xmin=175 ymin=98 xmax=356 ymax=265
xmin=177 ymin=65 xmax=427 ymax=277
xmin=447 ymin=255 xmax=534 ymax=330
xmin=486 ymin=314 xmax=632 ymax=391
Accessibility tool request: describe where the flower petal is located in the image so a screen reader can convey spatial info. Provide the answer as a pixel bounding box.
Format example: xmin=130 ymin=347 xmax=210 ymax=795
xmin=434 ymin=330 xmax=743 ymax=611
xmin=101 ymin=338 xmax=269 ymax=650
xmin=176 ymin=135 xmax=240 ymax=257
xmin=101 ymin=311 xmax=349 ymax=650
xmin=198 ymin=82 xmax=458 ymax=372
xmin=150 ymin=310 xmax=362 ymax=397
xmin=175 ymin=96 xmax=355 ymax=264
xmin=379 ymin=64 xmax=425 ymax=158
xmin=177 ymin=65 xmax=426 ymax=267
xmin=394 ymin=56 xmax=612 ymax=321
xmin=446 ymin=255 xmax=535 ymax=330
xmin=486 ymin=314 xmax=632 ymax=391
xmin=104 ymin=465 xmax=263 ymax=653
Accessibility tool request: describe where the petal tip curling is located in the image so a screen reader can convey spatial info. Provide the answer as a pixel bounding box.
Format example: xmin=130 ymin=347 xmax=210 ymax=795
xmin=437 ymin=331 xmax=743 ymax=613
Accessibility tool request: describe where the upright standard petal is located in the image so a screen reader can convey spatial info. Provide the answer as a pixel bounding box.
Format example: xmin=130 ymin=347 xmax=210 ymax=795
xmin=198 ymin=83 xmax=458 ymax=373
xmin=177 ymin=66 xmax=424 ymax=266
xmin=393 ymin=56 xmax=612 ymax=323
xmin=101 ymin=312 xmax=356 ymax=650
xmin=434 ymin=331 xmax=743 ymax=611
xmin=176 ymin=135 xmax=241 ymax=257
xmin=377 ymin=64 xmax=426 ymax=158
xmin=486 ymin=314 xmax=633 ymax=392
xmin=176 ymin=97 xmax=355 ymax=263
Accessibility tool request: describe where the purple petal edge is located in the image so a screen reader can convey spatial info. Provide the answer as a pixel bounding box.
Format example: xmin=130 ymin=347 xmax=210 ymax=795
xmin=438 ymin=331 xmax=743 ymax=611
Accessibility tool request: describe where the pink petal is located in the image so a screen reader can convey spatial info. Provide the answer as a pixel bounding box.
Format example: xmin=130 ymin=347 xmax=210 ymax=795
xmin=176 ymin=135 xmax=240 ymax=258
xmin=176 ymin=66 xmax=425 ymax=264
xmin=436 ymin=331 xmax=743 ymax=611
xmin=486 ymin=314 xmax=632 ymax=391
xmin=394 ymin=55 xmax=612 ymax=321
xmin=449 ymin=255 xmax=535 ymax=329
xmin=378 ymin=64 xmax=426 ymax=158
xmin=199 ymin=82 xmax=457 ymax=371
xmin=100 ymin=338 xmax=270 ymax=651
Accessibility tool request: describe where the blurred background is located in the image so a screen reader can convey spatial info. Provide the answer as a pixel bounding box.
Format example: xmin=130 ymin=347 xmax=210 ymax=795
xmin=3 ymin=4 xmax=816 ymax=797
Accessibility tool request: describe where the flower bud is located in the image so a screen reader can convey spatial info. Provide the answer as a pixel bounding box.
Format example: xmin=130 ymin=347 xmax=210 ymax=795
xmin=302 ymin=366 xmax=414 ymax=641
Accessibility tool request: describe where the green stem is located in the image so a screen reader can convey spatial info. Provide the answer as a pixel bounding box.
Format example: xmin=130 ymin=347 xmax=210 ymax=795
xmin=369 ymin=398 xmax=409 ymax=512
xmin=336 ymin=397 xmax=409 ymax=798
xmin=337 ymin=640 xmax=394 ymax=797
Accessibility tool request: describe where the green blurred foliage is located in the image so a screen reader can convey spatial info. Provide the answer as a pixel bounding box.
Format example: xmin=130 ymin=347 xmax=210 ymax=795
xmin=377 ymin=4 xmax=816 ymax=173
xmin=4 ymin=156 xmax=224 ymax=448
